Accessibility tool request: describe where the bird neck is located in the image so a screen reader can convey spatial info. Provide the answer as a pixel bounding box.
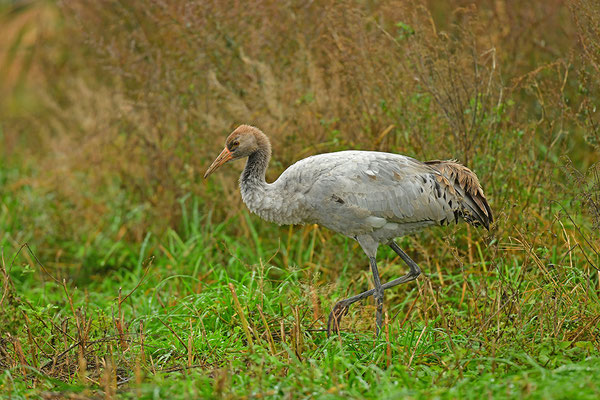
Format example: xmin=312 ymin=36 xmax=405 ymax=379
xmin=241 ymin=129 xmax=271 ymax=188
xmin=239 ymin=133 xmax=272 ymax=217
xmin=241 ymin=146 xmax=271 ymax=188
xmin=238 ymin=135 xmax=303 ymax=225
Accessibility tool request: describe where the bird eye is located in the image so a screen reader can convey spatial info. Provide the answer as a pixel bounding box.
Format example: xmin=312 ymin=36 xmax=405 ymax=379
xmin=230 ymin=140 xmax=239 ymax=150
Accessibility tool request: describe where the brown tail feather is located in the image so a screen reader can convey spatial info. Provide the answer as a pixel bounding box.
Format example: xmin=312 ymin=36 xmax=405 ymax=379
xmin=425 ymin=160 xmax=493 ymax=229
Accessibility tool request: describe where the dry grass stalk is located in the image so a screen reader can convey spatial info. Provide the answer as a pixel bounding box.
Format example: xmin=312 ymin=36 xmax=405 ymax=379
xmin=228 ymin=283 xmax=254 ymax=347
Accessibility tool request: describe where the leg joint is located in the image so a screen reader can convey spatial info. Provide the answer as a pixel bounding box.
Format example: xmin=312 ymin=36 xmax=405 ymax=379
xmin=411 ymin=264 xmax=422 ymax=278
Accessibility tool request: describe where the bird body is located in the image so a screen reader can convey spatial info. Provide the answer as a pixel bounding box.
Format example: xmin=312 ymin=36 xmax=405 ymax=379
xmin=205 ymin=125 xmax=492 ymax=335
xmin=240 ymin=149 xmax=490 ymax=243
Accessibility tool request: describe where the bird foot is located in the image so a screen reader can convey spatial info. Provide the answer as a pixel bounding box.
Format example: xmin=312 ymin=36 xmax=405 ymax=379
xmin=327 ymin=301 xmax=351 ymax=336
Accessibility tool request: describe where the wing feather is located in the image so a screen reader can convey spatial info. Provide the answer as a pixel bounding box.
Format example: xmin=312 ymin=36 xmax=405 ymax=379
xmin=274 ymin=151 xmax=491 ymax=235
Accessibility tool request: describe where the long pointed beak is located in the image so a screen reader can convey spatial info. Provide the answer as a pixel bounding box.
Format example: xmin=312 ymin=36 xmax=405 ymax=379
xmin=204 ymin=147 xmax=233 ymax=178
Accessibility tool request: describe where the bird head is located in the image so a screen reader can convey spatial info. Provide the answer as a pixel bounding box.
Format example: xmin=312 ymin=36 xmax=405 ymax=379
xmin=204 ymin=125 xmax=265 ymax=178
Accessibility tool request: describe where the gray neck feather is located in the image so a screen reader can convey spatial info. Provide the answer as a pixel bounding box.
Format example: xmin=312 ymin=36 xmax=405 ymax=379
xmin=239 ymin=147 xmax=273 ymax=220
xmin=241 ymin=148 xmax=270 ymax=189
xmin=239 ymin=144 xmax=303 ymax=225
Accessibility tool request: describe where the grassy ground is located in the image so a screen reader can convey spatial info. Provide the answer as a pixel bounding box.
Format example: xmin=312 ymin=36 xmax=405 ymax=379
xmin=1 ymin=1 xmax=600 ymax=399
xmin=2 ymin=163 xmax=600 ymax=399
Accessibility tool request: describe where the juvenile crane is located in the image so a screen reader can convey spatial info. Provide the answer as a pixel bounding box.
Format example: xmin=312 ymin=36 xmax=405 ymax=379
xmin=204 ymin=125 xmax=492 ymax=335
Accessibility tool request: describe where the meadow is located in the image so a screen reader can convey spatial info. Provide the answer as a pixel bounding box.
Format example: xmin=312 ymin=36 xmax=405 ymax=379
xmin=1 ymin=1 xmax=599 ymax=398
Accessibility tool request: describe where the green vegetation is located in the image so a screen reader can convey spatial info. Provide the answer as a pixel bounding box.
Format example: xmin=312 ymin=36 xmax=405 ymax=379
xmin=1 ymin=1 xmax=599 ymax=399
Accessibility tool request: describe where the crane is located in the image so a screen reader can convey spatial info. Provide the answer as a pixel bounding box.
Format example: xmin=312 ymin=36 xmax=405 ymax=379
xmin=204 ymin=125 xmax=493 ymax=336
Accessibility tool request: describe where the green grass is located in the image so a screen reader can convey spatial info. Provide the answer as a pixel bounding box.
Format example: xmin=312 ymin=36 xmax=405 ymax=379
xmin=1 ymin=165 xmax=599 ymax=400
xmin=2 ymin=1 xmax=600 ymax=398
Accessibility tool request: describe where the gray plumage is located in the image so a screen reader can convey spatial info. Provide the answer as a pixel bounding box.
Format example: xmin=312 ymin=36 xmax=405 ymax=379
xmin=205 ymin=125 xmax=493 ymax=336
xmin=240 ymin=149 xmax=491 ymax=239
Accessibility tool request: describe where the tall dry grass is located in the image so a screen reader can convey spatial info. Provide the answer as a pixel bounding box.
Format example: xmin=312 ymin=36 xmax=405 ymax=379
xmin=0 ymin=0 xmax=597 ymax=267
xmin=1 ymin=1 xmax=600 ymax=392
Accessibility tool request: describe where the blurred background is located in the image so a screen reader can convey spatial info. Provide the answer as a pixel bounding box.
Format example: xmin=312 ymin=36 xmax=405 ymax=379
xmin=1 ymin=0 xmax=599 ymax=396
xmin=1 ymin=0 xmax=598 ymax=268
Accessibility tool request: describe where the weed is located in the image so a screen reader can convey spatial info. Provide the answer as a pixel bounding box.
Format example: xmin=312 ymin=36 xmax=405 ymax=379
xmin=1 ymin=0 xmax=599 ymax=398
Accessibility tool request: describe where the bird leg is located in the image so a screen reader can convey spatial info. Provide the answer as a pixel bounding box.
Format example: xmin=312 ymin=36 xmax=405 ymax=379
xmin=389 ymin=241 xmax=422 ymax=278
xmin=370 ymin=256 xmax=384 ymax=335
xmin=327 ymin=241 xmax=422 ymax=336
